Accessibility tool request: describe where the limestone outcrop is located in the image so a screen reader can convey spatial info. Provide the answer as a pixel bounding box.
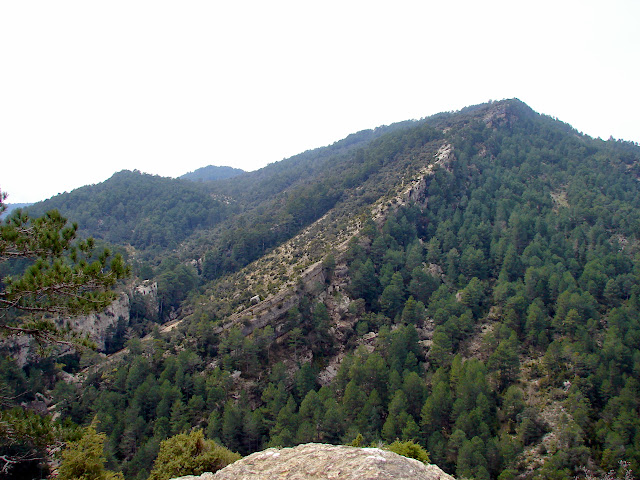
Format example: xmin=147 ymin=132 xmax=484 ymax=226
xmin=64 ymin=292 xmax=130 ymax=350
xmin=171 ymin=443 xmax=454 ymax=480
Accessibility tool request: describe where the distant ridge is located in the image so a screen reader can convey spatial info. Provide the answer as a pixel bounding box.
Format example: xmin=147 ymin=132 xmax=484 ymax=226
xmin=0 ymin=203 xmax=31 ymax=219
xmin=180 ymin=165 xmax=245 ymax=182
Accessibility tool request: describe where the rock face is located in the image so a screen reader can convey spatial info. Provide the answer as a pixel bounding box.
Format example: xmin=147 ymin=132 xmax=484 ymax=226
xmin=202 ymin=443 xmax=454 ymax=480
xmin=65 ymin=292 xmax=130 ymax=350
xmin=4 ymin=292 xmax=132 ymax=367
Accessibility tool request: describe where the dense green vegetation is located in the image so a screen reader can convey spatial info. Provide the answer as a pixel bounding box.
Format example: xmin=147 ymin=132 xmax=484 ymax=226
xmin=28 ymin=170 xmax=236 ymax=254
xmin=340 ymin=109 xmax=640 ymax=478
xmin=180 ymin=165 xmax=245 ymax=182
xmin=4 ymin=100 xmax=640 ymax=479
xmin=57 ymin=423 xmax=124 ymax=480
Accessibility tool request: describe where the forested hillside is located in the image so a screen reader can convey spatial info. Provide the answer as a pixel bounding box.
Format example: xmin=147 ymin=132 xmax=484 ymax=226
xmin=27 ymin=170 xmax=236 ymax=254
xmin=180 ymin=165 xmax=245 ymax=182
xmin=3 ymin=99 xmax=640 ymax=480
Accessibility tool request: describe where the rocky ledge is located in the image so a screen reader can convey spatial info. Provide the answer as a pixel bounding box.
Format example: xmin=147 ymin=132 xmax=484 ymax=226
xmin=172 ymin=443 xmax=454 ymax=480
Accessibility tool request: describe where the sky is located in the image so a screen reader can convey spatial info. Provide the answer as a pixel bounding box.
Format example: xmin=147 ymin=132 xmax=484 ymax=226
xmin=1 ymin=1 xmax=638 ymax=204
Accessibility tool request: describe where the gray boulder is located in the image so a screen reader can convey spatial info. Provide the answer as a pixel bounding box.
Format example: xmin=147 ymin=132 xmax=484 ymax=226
xmin=205 ymin=443 xmax=454 ymax=480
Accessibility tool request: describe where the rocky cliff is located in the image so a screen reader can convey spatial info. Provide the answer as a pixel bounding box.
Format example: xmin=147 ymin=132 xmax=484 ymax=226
xmin=64 ymin=292 xmax=130 ymax=350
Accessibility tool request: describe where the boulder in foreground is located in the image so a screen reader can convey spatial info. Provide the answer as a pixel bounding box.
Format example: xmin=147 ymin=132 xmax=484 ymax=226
xmin=203 ymin=443 xmax=454 ymax=480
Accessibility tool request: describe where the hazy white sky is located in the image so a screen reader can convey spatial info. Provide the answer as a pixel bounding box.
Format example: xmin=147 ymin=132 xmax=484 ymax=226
xmin=1 ymin=1 xmax=638 ymax=203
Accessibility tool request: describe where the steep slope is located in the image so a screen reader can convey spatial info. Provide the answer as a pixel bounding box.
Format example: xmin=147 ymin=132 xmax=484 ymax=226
xmin=186 ymin=119 xmax=440 ymax=283
xmin=188 ymin=125 xmax=448 ymax=322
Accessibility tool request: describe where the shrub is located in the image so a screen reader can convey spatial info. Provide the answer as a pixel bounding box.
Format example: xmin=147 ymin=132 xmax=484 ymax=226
xmin=57 ymin=423 xmax=123 ymax=480
xmin=147 ymin=430 xmax=240 ymax=480
xmin=385 ymin=440 xmax=430 ymax=464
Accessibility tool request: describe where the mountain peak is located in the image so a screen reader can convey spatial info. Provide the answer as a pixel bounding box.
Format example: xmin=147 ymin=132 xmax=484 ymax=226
xmin=180 ymin=165 xmax=245 ymax=182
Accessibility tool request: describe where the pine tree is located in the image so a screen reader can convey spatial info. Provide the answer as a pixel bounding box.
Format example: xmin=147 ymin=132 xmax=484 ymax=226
xmin=0 ymin=191 xmax=129 ymax=344
xmin=0 ymin=190 xmax=129 ymax=476
xmin=379 ymin=272 xmax=405 ymax=319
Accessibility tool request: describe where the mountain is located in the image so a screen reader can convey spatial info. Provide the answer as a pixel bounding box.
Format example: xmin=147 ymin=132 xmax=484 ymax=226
xmin=0 ymin=202 xmax=31 ymax=219
xmin=27 ymin=170 xmax=237 ymax=254
xmin=5 ymin=99 xmax=640 ymax=480
xmin=180 ymin=165 xmax=245 ymax=182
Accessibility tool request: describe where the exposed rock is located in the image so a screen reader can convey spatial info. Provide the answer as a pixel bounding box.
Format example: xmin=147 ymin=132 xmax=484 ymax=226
xmin=4 ymin=291 xmax=131 ymax=367
xmin=134 ymin=280 xmax=160 ymax=317
xmin=171 ymin=475 xmax=216 ymax=480
xmin=426 ymin=263 xmax=444 ymax=278
xmin=482 ymin=101 xmax=519 ymax=129
xmin=434 ymin=143 xmax=455 ymax=171
xmin=64 ymin=292 xmax=130 ymax=350
xmin=333 ymin=265 xmax=349 ymax=278
xmin=214 ymin=261 xmax=327 ymax=340
xmin=3 ymin=334 xmax=31 ymax=368
xmin=317 ymin=352 xmax=345 ymax=386
xmin=135 ymin=280 xmax=157 ymax=297
xmin=205 ymin=443 xmax=454 ymax=480
xmin=2 ymin=279 xmax=163 ymax=366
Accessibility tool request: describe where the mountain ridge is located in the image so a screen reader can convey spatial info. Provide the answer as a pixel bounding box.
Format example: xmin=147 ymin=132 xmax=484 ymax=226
xmin=180 ymin=165 xmax=246 ymax=182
